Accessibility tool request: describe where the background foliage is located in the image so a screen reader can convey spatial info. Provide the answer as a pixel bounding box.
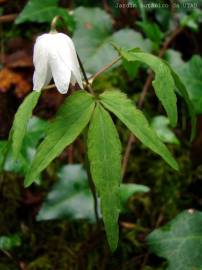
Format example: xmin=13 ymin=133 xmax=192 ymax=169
xmin=0 ymin=0 xmax=202 ymax=269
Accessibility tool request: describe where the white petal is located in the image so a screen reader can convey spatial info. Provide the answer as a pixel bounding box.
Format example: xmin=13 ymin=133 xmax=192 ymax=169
xmin=49 ymin=50 xmax=71 ymax=94
xmin=52 ymin=33 xmax=83 ymax=89
xmin=33 ymin=34 xmax=52 ymax=91
xmin=70 ymin=73 xmax=76 ymax=86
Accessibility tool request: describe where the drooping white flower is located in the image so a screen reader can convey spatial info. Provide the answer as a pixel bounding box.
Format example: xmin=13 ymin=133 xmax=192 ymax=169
xmin=33 ymin=32 xmax=83 ymax=94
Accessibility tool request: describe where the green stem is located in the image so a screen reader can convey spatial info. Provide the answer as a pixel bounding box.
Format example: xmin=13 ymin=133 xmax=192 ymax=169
xmin=77 ymin=54 xmax=94 ymax=95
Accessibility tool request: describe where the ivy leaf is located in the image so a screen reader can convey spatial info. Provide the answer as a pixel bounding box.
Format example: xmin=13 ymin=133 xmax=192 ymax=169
xmin=37 ymin=164 xmax=149 ymax=223
xmin=73 ymin=7 xmax=151 ymax=74
xmin=37 ymin=164 xmax=97 ymax=223
xmin=0 ymin=117 xmax=48 ymax=176
xmin=147 ymin=210 xmax=202 ymax=270
xmin=12 ymin=91 xmax=41 ymax=160
xmin=151 ymin=116 xmax=180 ymax=145
xmin=0 ymin=234 xmax=21 ymax=251
xmin=25 ymin=91 xmax=95 ymax=187
xmin=15 ymin=0 xmax=75 ymax=31
xmin=120 ymin=50 xmax=177 ymax=127
xmin=100 ymin=90 xmax=178 ymax=171
xmin=88 ymin=104 xmax=122 ymax=251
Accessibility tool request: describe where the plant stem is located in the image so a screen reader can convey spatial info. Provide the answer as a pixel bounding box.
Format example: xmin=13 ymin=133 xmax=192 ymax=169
xmin=50 ymin=15 xmax=68 ymax=34
xmin=89 ymin=56 xmax=121 ymax=83
xmin=77 ymin=54 xmax=94 ymax=94
xmin=50 ymin=16 xmax=60 ymax=31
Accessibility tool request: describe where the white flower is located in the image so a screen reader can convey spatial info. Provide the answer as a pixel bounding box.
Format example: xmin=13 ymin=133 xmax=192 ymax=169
xmin=33 ymin=32 xmax=83 ymax=94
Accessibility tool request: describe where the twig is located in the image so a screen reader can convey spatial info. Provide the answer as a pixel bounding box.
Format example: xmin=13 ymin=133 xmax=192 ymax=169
xmin=158 ymin=27 xmax=182 ymax=58
xmin=67 ymin=144 xmax=74 ymax=163
xmin=122 ymin=134 xmax=136 ymax=177
xmin=138 ymin=71 xmax=153 ymax=108
xmin=122 ymin=27 xmax=183 ymax=177
xmin=89 ymin=56 xmax=121 ymax=83
xmin=0 ymin=14 xmax=17 ymax=23
xmin=1 ymin=250 xmax=23 ymax=270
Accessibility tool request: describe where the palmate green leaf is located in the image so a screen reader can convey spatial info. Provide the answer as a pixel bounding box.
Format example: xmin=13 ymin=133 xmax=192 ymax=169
xmin=158 ymin=55 xmax=196 ymax=140
xmin=37 ymin=164 xmax=97 ymax=223
xmin=25 ymin=91 xmax=95 ymax=187
xmin=88 ymin=104 xmax=122 ymax=251
xmin=120 ymin=50 xmax=177 ymax=127
xmin=12 ymin=92 xmax=41 ymax=160
xmin=147 ymin=210 xmax=202 ymax=270
xmin=73 ymin=7 xmax=151 ymax=74
xmin=137 ymin=21 xmax=163 ymax=44
xmin=15 ymin=0 xmax=74 ymax=31
xmin=169 ymin=68 xmax=196 ymax=140
xmin=174 ymin=55 xmax=202 ymax=114
xmin=100 ymin=91 xmax=178 ymax=171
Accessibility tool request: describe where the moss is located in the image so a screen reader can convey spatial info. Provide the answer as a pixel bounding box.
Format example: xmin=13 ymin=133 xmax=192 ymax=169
xmin=28 ymin=257 xmax=52 ymax=270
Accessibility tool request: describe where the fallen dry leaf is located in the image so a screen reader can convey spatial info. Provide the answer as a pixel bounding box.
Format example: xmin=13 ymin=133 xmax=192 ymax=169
xmin=0 ymin=0 xmax=7 ymax=4
xmin=0 ymin=68 xmax=31 ymax=97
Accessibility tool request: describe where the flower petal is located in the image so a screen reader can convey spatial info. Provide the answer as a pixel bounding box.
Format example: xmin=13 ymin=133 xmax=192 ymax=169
xmin=53 ymin=33 xmax=83 ymax=89
xmin=70 ymin=73 xmax=77 ymax=86
xmin=49 ymin=51 xmax=71 ymax=94
xmin=33 ymin=34 xmax=52 ymax=91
